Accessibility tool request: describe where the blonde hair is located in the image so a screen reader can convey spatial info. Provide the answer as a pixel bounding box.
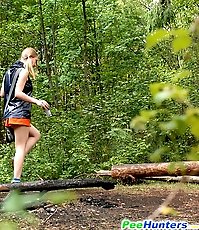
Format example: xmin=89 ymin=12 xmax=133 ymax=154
xmin=21 ymin=47 xmax=38 ymax=79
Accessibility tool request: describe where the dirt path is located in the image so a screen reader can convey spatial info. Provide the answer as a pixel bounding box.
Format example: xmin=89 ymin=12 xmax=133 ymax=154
xmin=0 ymin=183 xmax=198 ymax=229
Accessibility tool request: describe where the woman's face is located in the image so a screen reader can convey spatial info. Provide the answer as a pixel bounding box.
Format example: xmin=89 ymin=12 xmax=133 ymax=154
xmin=30 ymin=56 xmax=38 ymax=67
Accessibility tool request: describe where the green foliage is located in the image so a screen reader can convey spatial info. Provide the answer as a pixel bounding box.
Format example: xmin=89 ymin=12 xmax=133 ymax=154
xmin=0 ymin=145 xmax=14 ymax=183
xmin=131 ymin=24 xmax=199 ymax=163
xmin=0 ymin=0 xmax=199 ymax=183
xmin=43 ymin=190 xmax=77 ymax=204
xmin=0 ymin=189 xmax=76 ymax=229
xmin=0 ymin=221 xmax=17 ymax=230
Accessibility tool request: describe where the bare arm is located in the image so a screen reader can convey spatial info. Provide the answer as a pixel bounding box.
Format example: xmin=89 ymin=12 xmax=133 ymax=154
xmin=0 ymin=78 xmax=5 ymax=97
xmin=15 ymin=69 xmax=49 ymax=109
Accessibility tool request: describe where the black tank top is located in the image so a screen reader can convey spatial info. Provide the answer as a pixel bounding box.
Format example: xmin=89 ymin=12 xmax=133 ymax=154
xmin=3 ymin=61 xmax=33 ymax=119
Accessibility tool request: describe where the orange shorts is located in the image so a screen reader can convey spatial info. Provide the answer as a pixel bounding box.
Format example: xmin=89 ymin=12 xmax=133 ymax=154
xmin=4 ymin=118 xmax=31 ymax=128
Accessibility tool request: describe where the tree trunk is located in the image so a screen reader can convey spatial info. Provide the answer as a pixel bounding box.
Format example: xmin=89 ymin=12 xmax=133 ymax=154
xmin=81 ymin=0 xmax=90 ymax=96
xmin=93 ymin=18 xmax=102 ymax=94
xmin=0 ymin=179 xmax=115 ymax=193
xmin=38 ymin=0 xmax=52 ymax=83
xmin=111 ymin=161 xmax=199 ymax=179
xmin=51 ymin=0 xmax=58 ymax=108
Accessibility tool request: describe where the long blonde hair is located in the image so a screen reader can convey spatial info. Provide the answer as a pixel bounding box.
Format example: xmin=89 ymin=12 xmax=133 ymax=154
xmin=21 ymin=47 xmax=38 ymax=79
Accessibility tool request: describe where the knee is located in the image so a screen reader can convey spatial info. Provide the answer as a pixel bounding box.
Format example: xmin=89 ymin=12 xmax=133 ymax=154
xmin=35 ymin=130 xmax=41 ymax=142
xmin=29 ymin=125 xmax=41 ymax=142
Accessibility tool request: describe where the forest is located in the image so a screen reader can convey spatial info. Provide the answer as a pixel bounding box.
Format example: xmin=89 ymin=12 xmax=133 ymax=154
xmin=0 ymin=0 xmax=199 ymax=183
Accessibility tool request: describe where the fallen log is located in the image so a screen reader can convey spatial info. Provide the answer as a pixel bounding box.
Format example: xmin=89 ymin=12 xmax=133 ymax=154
xmin=97 ymin=161 xmax=199 ymax=180
xmin=0 ymin=178 xmax=115 ymax=193
xmin=143 ymin=176 xmax=199 ymax=183
xmin=111 ymin=161 xmax=199 ymax=179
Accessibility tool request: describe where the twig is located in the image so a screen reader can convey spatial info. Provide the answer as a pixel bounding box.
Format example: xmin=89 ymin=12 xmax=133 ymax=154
xmin=43 ymin=208 xmax=57 ymax=223
xmin=147 ymin=176 xmax=188 ymax=219
xmin=37 ymin=175 xmax=44 ymax=181
xmin=138 ymin=0 xmax=150 ymax=10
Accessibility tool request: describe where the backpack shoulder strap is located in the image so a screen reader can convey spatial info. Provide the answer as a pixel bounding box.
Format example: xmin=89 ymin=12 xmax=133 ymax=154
xmin=4 ymin=68 xmax=23 ymax=110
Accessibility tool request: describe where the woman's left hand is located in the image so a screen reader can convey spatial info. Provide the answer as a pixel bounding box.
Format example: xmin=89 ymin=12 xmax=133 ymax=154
xmin=37 ymin=99 xmax=50 ymax=110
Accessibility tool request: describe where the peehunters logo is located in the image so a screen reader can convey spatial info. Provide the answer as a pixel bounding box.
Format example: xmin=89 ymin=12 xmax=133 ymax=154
xmin=121 ymin=219 xmax=199 ymax=229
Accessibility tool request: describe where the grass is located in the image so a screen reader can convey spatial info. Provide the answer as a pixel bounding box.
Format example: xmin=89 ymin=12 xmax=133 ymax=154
xmin=116 ymin=180 xmax=199 ymax=193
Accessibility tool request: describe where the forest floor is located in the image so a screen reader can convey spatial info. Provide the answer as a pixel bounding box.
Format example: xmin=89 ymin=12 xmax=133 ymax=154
xmin=0 ymin=182 xmax=198 ymax=230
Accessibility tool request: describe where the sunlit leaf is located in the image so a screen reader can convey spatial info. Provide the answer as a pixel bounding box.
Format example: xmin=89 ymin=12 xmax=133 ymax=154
xmin=186 ymin=108 xmax=199 ymax=116
xmin=160 ymin=121 xmax=176 ymax=130
xmin=150 ymin=83 xmax=167 ymax=97
xmin=140 ymin=110 xmax=157 ymax=120
xmin=160 ymin=206 xmax=177 ymax=216
xmin=172 ymin=87 xmax=188 ymax=102
xmin=130 ymin=116 xmax=147 ymax=130
xmin=150 ymin=83 xmax=188 ymax=105
xmin=170 ymin=29 xmax=192 ymax=53
xmin=186 ymin=109 xmax=199 ymax=138
xmin=150 ymin=83 xmax=172 ymax=105
xmin=170 ymin=28 xmax=190 ymax=37
xmin=172 ymin=70 xmax=192 ymax=82
xmin=0 ymin=221 xmax=17 ymax=230
xmin=160 ymin=116 xmax=187 ymax=134
xmin=168 ymin=162 xmax=187 ymax=175
xmin=187 ymin=146 xmax=199 ymax=161
xmin=146 ymin=29 xmax=169 ymax=49
xmin=172 ymin=36 xmax=192 ymax=53
xmin=21 ymin=193 xmax=43 ymax=208
xmin=42 ymin=191 xmax=77 ymax=204
xmin=160 ymin=122 xmax=186 ymax=135
xmin=150 ymin=147 xmax=169 ymax=162
xmin=2 ymin=191 xmax=44 ymax=213
xmin=153 ymin=88 xmax=173 ymax=104
xmin=2 ymin=191 xmax=24 ymax=212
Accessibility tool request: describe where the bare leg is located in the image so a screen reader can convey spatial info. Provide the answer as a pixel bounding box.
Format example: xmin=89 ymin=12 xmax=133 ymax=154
xmin=13 ymin=126 xmax=29 ymax=179
xmin=24 ymin=124 xmax=41 ymax=155
xmin=13 ymin=124 xmax=41 ymax=179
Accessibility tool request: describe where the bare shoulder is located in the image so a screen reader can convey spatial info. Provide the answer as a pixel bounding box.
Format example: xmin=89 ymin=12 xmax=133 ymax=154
xmin=18 ymin=68 xmax=29 ymax=81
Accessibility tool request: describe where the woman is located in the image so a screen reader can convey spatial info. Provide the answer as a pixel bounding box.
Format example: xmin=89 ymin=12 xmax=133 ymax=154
xmin=0 ymin=47 xmax=49 ymax=183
